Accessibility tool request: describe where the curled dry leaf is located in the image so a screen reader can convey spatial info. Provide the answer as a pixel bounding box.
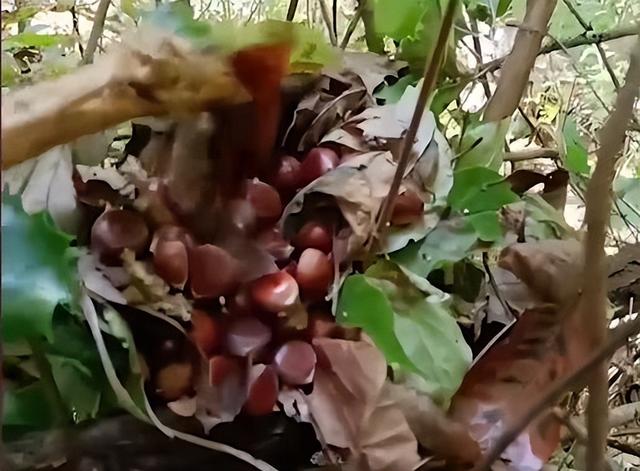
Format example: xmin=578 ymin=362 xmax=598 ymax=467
xmin=449 ymin=306 xmax=568 ymax=470
xmin=306 ymin=337 xmax=420 ymax=471
xmin=281 ymin=151 xmax=397 ymax=255
xmin=498 ymin=239 xmax=583 ymax=306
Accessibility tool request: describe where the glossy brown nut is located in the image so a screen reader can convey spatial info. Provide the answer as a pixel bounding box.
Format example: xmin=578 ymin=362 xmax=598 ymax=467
xmin=245 ymin=180 xmax=282 ymax=222
xmin=390 ymin=190 xmax=424 ymax=226
xmin=153 ymin=239 xmax=188 ymax=289
xmin=299 ymin=147 xmax=339 ymax=187
xmin=190 ymin=309 xmax=224 ymax=357
xmin=295 ymin=248 xmax=333 ymax=300
xmin=270 ymin=155 xmax=302 ymax=193
xmin=189 ymin=244 xmax=240 ymax=299
xmin=209 ymin=355 xmax=242 ymax=386
xmin=244 ymin=365 xmax=279 ymax=416
xmin=293 ymin=221 xmax=332 ymax=254
xmin=250 ymin=271 xmax=299 ymax=313
xmin=274 ymin=340 xmax=316 ymax=385
xmin=91 ymin=209 xmax=150 ymax=265
xmin=155 ymin=362 xmax=193 ymax=401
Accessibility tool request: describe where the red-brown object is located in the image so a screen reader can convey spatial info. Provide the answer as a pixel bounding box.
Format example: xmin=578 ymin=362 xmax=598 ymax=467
xmin=299 ymin=147 xmax=339 ymax=187
xmin=244 ymin=365 xmax=279 ymax=416
xmin=293 ymin=221 xmax=333 ymax=254
xmin=390 ymin=190 xmax=423 ymax=226
xmin=250 ymin=271 xmax=299 ymax=313
xmin=189 ymin=244 xmax=240 ymax=299
xmin=190 ymin=309 xmax=224 ymax=357
xmin=91 ymin=209 xmax=150 ymax=265
xmin=295 ymin=248 xmax=333 ymax=299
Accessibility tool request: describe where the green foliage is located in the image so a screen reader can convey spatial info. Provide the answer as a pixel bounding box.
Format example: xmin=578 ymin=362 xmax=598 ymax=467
xmin=455 ymin=118 xmax=510 ymax=170
xmin=337 ymin=260 xmax=471 ymax=404
xmin=391 ymin=218 xmax=478 ymax=277
xmin=1 ymin=194 xmax=78 ymax=343
xmin=563 ymin=118 xmax=591 ymax=175
xmin=2 ymin=33 xmax=72 ymax=50
xmin=3 ymin=383 xmax=56 ymax=430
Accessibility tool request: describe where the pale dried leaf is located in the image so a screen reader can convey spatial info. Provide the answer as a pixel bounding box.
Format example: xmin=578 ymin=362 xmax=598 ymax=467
xmin=20 ymin=145 xmax=80 ymax=234
xmin=78 ymin=252 xmax=128 ymax=304
xmin=306 ymin=337 xmax=420 ymax=471
xmin=324 ymin=51 xmax=407 ymax=95
xmin=75 ymin=164 xmax=136 ymax=198
xmin=194 ymin=362 xmax=245 ymax=434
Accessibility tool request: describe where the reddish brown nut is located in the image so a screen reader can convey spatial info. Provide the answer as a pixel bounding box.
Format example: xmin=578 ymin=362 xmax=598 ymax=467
xmin=250 ymin=271 xmax=299 ymax=313
xmin=150 ymin=225 xmax=195 ymax=252
xmin=390 ymin=190 xmax=424 ymax=226
xmin=226 ymin=317 xmax=272 ymax=357
xmin=209 ymin=355 xmax=242 ymax=386
xmin=227 ymin=198 xmax=258 ymax=234
xmin=190 ymin=309 xmax=224 ymax=357
xmin=153 ymin=239 xmax=188 ymax=289
xmin=295 ymin=248 xmax=333 ymax=300
xmin=270 ymin=155 xmax=302 ymax=194
xmin=155 ymin=362 xmax=193 ymax=401
xmin=91 ymin=209 xmax=150 ymax=265
xmin=293 ymin=221 xmax=332 ymax=254
xmin=244 ymin=365 xmax=279 ymax=416
xmin=189 ymin=244 xmax=240 ymax=299
xmin=299 ymin=147 xmax=339 ymax=186
xmin=245 ymin=180 xmax=282 ymax=222
xmin=256 ymin=226 xmax=294 ymax=262
xmin=274 ymin=340 xmax=316 ymax=385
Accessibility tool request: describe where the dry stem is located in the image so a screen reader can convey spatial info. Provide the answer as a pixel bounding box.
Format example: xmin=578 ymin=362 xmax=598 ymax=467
xmin=374 ymin=0 xmax=459 ymax=242
xmin=483 ymin=0 xmax=557 ymax=121
xmin=82 ymin=0 xmax=111 ymax=64
xmin=581 ymin=35 xmax=640 ymax=471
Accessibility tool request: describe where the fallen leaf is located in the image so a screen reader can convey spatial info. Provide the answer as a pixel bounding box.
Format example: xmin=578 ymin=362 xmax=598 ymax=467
xmin=449 ymin=306 xmax=567 ymax=469
xmin=337 ymin=260 xmax=471 ymax=405
xmin=77 ymin=251 xmax=128 ymax=304
xmin=75 ymin=163 xmax=137 ymax=198
xmin=306 ymin=337 xmax=420 ymax=471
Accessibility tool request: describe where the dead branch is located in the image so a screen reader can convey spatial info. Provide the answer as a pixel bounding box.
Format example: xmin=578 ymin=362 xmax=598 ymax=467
xmin=504 ymin=147 xmax=559 ymax=161
xmin=581 ymin=35 xmax=640 ymax=471
xmin=340 ymin=0 xmax=365 ymax=49
xmin=374 ymin=0 xmax=459 ymax=242
xmin=483 ymin=0 xmax=557 ymax=122
xmin=82 ymin=0 xmax=111 ymax=65
xmin=471 ymin=315 xmax=640 ymax=471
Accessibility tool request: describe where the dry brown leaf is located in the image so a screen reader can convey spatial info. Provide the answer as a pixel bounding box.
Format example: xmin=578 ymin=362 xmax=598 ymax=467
xmin=306 ymin=337 xmax=420 ymax=471
xmin=498 ymin=239 xmax=583 ymax=306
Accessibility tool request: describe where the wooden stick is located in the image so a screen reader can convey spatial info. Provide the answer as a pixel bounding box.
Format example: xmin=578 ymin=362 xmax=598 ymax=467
xmin=374 ymin=0 xmax=459 ymax=243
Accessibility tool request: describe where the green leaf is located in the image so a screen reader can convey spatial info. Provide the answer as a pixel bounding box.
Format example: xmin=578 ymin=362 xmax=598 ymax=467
xmin=455 ymin=118 xmax=509 ymax=170
xmin=1 ymin=194 xmax=78 ymax=343
xmin=46 ymin=354 xmax=101 ymax=422
xmin=448 ymin=167 xmax=519 ymax=214
xmin=467 ymin=211 xmax=503 ymax=241
xmin=2 ymin=33 xmax=72 ymax=50
xmin=431 ymin=78 xmax=470 ymax=116
xmin=1 ymin=53 xmax=21 ymax=87
xmin=391 ymin=218 xmax=478 ymax=277
xmin=1 ymin=6 xmax=41 ymax=25
xmin=374 ymin=0 xmax=433 ymax=39
xmin=375 ymin=74 xmax=416 ymax=105
xmin=563 ymin=118 xmax=590 ymax=175
xmin=337 ymin=260 xmax=471 ymax=404
xmin=3 ymin=382 xmax=55 ymax=428
xmin=522 ymin=194 xmax=574 ymax=240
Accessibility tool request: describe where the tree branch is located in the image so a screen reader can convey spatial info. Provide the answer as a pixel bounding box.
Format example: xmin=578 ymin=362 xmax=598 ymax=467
xmin=477 ymin=25 xmax=639 ymax=79
xmin=340 ymin=0 xmax=365 ymax=49
xmin=317 ymin=0 xmax=337 ymax=46
xmin=581 ymin=35 xmax=640 ymax=471
xmin=483 ymin=0 xmax=557 ymax=121
xmin=471 ymin=315 xmax=640 ymax=471
xmin=82 ymin=0 xmax=110 ymax=65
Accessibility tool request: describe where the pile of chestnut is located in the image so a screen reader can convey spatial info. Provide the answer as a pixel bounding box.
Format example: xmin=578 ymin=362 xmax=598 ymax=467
xmin=89 ymin=146 xmax=424 ymax=416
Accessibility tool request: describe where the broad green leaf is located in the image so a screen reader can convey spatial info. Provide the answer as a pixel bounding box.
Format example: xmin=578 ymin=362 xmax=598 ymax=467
xmin=455 ymin=118 xmax=509 ymax=170
xmin=46 ymin=354 xmax=101 ymax=422
xmin=3 ymin=382 xmax=55 ymax=428
xmin=375 ymin=74 xmax=416 ymax=105
xmin=1 ymin=6 xmax=41 ymax=25
xmin=562 ymin=118 xmax=590 ymax=175
xmin=2 ymin=33 xmax=72 ymax=50
xmin=431 ymin=78 xmax=470 ymax=116
xmin=391 ymin=217 xmax=478 ymax=277
xmin=468 ymin=211 xmax=503 ymax=242
xmin=1 ymin=53 xmax=21 ymax=87
xmin=448 ymin=167 xmax=519 ymax=214
xmin=337 ymin=261 xmax=471 ymax=404
xmin=374 ymin=0 xmax=433 ymax=39
xmin=397 ymin=3 xmax=444 ymax=72
xmin=1 ymin=194 xmax=78 ymax=343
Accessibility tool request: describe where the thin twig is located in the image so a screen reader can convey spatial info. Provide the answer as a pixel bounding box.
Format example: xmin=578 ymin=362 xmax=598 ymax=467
xmin=286 ymin=0 xmax=299 ymax=21
xmin=317 ymin=0 xmax=337 ymax=46
xmin=560 ymin=0 xmax=621 ymax=90
xmin=81 ymin=0 xmax=110 ymax=65
xmin=471 ymin=315 xmax=640 ymax=471
xmin=482 ymin=252 xmax=513 ymax=320
xmin=504 ymin=147 xmax=559 ymax=161
xmin=607 ymin=439 xmax=640 ymax=457
xmin=331 ymin=0 xmax=337 ymax=41
xmin=581 ymin=36 xmax=640 ymax=471
xmin=469 ymin=17 xmax=491 ymax=99
xmin=373 ymin=0 xmax=459 ymax=244
xmin=340 ymin=0 xmax=365 ymax=49
xmin=70 ymin=6 xmax=84 ymax=58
